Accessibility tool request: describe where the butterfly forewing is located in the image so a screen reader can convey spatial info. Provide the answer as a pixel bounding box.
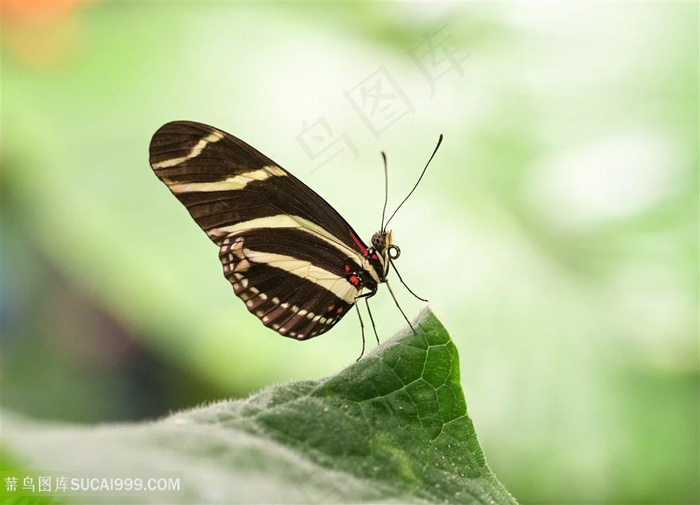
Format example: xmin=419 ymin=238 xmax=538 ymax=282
xmin=149 ymin=121 xmax=373 ymax=339
xmin=149 ymin=122 xmax=365 ymax=251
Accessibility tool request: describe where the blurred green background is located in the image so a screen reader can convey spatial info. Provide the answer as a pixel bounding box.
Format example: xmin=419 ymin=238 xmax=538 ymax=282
xmin=2 ymin=2 xmax=698 ymax=504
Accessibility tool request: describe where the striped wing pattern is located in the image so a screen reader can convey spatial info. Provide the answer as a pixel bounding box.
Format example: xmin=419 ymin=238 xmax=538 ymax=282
xmin=149 ymin=121 xmax=377 ymax=340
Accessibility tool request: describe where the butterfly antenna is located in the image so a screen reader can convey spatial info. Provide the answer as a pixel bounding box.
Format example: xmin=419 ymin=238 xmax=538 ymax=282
xmin=380 ymin=152 xmax=389 ymax=231
xmin=385 ymin=134 xmax=443 ymax=228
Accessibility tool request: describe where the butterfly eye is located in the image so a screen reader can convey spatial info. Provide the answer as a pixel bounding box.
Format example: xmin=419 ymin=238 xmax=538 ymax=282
xmin=388 ymin=244 xmax=401 ymax=260
xmin=371 ymin=232 xmax=386 ymax=251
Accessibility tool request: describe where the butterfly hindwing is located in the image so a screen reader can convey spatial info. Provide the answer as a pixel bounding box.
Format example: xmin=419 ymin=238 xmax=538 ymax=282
xmin=219 ymin=228 xmax=359 ymax=339
xmin=149 ymin=121 xmax=375 ymax=339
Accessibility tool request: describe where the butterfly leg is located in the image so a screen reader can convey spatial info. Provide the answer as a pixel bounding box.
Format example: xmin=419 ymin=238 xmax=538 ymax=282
xmin=385 ymin=279 xmax=417 ymax=334
xmin=364 ymin=297 xmax=380 ymax=345
xmin=353 ymin=288 xmax=378 ymax=360
xmin=353 ymin=303 xmax=366 ymax=361
xmin=388 ymin=257 xmax=428 ymax=302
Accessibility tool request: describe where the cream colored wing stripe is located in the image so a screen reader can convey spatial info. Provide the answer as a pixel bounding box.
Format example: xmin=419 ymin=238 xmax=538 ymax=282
xmin=168 ymin=166 xmax=287 ymax=194
xmin=151 ymin=131 xmax=225 ymax=170
xmin=209 ymin=214 xmax=360 ymax=261
xmin=236 ymin=247 xmax=358 ymax=304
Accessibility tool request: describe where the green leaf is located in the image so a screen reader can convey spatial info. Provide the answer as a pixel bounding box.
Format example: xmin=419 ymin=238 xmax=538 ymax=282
xmin=2 ymin=308 xmax=516 ymax=504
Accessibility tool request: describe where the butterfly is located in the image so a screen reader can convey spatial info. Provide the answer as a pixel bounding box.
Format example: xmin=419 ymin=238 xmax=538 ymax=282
xmin=149 ymin=121 xmax=440 ymax=355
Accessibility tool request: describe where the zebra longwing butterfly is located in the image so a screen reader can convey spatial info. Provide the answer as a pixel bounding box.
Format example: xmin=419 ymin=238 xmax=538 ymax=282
xmin=149 ymin=121 xmax=440 ymax=352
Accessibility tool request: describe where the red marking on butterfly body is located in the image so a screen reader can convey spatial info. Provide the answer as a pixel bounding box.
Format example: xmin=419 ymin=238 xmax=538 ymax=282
xmin=348 ymin=230 xmax=369 ymax=256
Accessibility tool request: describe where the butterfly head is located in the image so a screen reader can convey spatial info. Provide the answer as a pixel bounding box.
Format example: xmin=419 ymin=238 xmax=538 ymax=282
xmin=371 ymin=229 xmax=390 ymax=254
xmin=370 ymin=230 xmax=401 ymax=279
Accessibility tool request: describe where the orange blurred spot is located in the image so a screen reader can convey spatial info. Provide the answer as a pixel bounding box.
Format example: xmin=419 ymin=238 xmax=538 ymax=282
xmin=2 ymin=0 xmax=83 ymax=19
xmin=2 ymin=0 xmax=91 ymax=69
